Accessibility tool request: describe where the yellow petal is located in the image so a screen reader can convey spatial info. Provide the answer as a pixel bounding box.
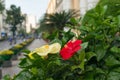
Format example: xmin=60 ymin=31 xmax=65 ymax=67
xmin=49 ymin=43 xmax=61 ymax=54
xmin=28 ymin=52 xmax=35 ymax=59
xmin=32 ymin=43 xmax=61 ymax=57
xmin=37 ymin=52 xmax=48 ymax=57
xmin=35 ymin=45 xmax=50 ymax=57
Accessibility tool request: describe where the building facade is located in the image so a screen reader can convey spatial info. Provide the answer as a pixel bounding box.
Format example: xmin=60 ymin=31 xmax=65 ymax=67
xmin=46 ymin=0 xmax=56 ymax=14
xmin=80 ymin=0 xmax=99 ymax=16
xmin=55 ymin=0 xmax=63 ymax=12
xmin=0 ymin=0 xmax=7 ymax=39
xmin=25 ymin=15 xmax=37 ymax=33
xmin=47 ymin=0 xmax=99 ymax=16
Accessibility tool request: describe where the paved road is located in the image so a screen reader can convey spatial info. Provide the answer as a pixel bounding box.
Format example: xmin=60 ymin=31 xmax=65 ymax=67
xmin=2 ymin=39 xmax=48 ymax=78
xmin=0 ymin=39 xmax=23 ymax=51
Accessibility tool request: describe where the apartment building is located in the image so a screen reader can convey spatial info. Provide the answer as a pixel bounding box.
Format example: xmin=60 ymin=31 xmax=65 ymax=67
xmin=25 ymin=15 xmax=37 ymax=33
xmin=47 ymin=0 xmax=99 ymax=16
xmin=46 ymin=0 xmax=56 ymax=14
xmin=80 ymin=0 xmax=99 ymax=16
xmin=55 ymin=0 xmax=63 ymax=13
xmin=0 ymin=0 xmax=7 ymax=39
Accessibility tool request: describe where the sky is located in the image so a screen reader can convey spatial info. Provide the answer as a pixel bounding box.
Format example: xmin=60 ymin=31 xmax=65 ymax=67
xmin=5 ymin=0 xmax=50 ymax=22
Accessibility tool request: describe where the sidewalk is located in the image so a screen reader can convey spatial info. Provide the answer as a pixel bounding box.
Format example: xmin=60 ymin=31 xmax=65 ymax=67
xmin=27 ymin=39 xmax=48 ymax=51
xmin=1 ymin=39 xmax=48 ymax=78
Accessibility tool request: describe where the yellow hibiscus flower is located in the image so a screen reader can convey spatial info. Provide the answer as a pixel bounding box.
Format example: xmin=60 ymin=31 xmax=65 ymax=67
xmin=36 ymin=45 xmax=50 ymax=57
xmin=28 ymin=43 xmax=61 ymax=59
xmin=49 ymin=43 xmax=61 ymax=54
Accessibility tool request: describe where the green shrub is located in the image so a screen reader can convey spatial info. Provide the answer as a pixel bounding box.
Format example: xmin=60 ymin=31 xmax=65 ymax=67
xmin=14 ymin=44 xmax=23 ymax=49
xmin=25 ymin=38 xmax=34 ymax=43
xmin=10 ymin=44 xmax=23 ymax=55
xmin=0 ymin=50 xmax=14 ymax=55
xmin=20 ymin=42 xmax=27 ymax=46
xmin=0 ymin=50 xmax=14 ymax=61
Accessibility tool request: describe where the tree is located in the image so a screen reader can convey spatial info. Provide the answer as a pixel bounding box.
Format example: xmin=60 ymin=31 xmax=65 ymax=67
xmin=42 ymin=9 xmax=80 ymax=31
xmin=38 ymin=15 xmax=56 ymax=33
xmin=0 ymin=0 xmax=5 ymax=13
xmin=6 ymin=5 xmax=25 ymax=40
xmin=38 ymin=10 xmax=80 ymax=39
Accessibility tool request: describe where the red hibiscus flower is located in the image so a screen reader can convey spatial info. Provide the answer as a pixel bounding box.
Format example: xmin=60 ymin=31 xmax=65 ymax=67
xmin=60 ymin=40 xmax=82 ymax=60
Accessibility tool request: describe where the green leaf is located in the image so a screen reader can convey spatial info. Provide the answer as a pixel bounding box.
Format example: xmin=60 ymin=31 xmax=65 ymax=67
xmin=108 ymin=71 xmax=120 ymax=80
xmin=86 ymin=52 xmax=96 ymax=61
xmin=95 ymin=34 xmax=104 ymax=40
xmin=79 ymin=26 xmax=91 ymax=32
xmin=81 ymin=42 xmax=88 ymax=50
xmin=79 ymin=51 xmax=85 ymax=70
xmin=85 ymin=66 xmax=94 ymax=72
xmin=85 ymin=68 xmax=106 ymax=80
xmin=110 ymin=46 xmax=120 ymax=53
xmin=112 ymin=67 xmax=120 ymax=73
xmin=19 ymin=58 xmax=33 ymax=68
xmin=105 ymin=56 xmax=120 ymax=67
xmin=95 ymin=68 xmax=105 ymax=74
xmin=50 ymin=38 xmax=62 ymax=45
xmin=62 ymin=36 xmax=68 ymax=45
xmin=22 ymin=49 xmax=31 ymax=54
xmin=94 ymin=74 xmax=106 ymax=80
xmin=14 ymin=70 xmax=33 ymax=80
xmin=96 ymin=46 xmax=106 ymax=61
xmin=36 ymin=68 xmax=45 ymax=79
xmin=117 ymin=15 xmax=120 ymax=26
xmin=71 ymin=51 xmax=85 ymax=71
xmin=47 ymin=59 xmax=61 ymax=69
xmin=30 ymin=67 xmax=38 ymax=75
xmin=46 ymin=78 xmax=54 ymax=80
xmin=71 ymin=65 xmax=80 ymax=71
xmin=101 ymin=5 xmax=108 ymax=15
xmin=70 ymin=17 xmax=77 ymax=25
xmin=84 ymin=71 xmax=94 ymax=80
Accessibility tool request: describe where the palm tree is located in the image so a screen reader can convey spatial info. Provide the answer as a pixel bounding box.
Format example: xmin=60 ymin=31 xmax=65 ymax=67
xmin=44 ymin=9 xmax=80 ymax=31
xmin=39 ymin=15 xmax=55 ymax=33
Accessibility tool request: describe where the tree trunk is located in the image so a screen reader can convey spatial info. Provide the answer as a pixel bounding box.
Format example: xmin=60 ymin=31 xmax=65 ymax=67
xmin=12 ymin=25 xmax=17 ymax=44
xmin=12 ymin=30 xmax=15 ymax=39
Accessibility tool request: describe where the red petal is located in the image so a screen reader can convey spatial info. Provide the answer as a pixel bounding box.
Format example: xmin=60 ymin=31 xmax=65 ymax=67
xmin=60 ymin=39 xmax=82 ymax=60
xmin=66 ymin=41 xmax=73 ymax=47
xmin=73 ymin=46 xmax=81 ymax=53
xmin=60 ymin=52 xmax=73 ymax=60
xmin=73 ymin=40 xmax=82 ymax=45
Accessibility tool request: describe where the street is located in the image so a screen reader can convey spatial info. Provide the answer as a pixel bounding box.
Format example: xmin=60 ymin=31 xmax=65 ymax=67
xmin=0 ymin=39 xmax=23 ymax=51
